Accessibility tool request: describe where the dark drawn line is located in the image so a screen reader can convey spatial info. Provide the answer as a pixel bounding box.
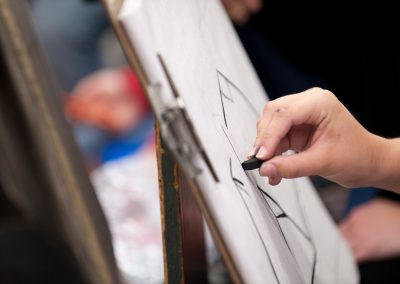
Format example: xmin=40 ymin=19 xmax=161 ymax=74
xmin=228 ymin=160 xmax=280 ymax=283
xmin=222 ymin=92 xmax=234 ymax=103
xmin=217 ymin=71 xmax=234 ymax=102
xmin=232 ymin=177 xmax=244 ymax=186
xmin=258 ymin=195 xmax=294 ymax=256
xmin=218 ymin=70 xmax=314 ymax=283
xmin=225 ymin=77 xmax=234 ymax=102
xmin=293 ymin=181 xmax=317 ymax=284
xmin=201 ymin=149 xmax=220 ymax=182
xmin=229 ymin=159 xmax=249 ymax=195
xmin=245 ymin=173 xmax=294 ymax=257
xmin=236 ymin=183 xmax=280 ymax=283
xmin=229 ymin=158 xmax=280 ymax=283
xmin=258 ymin=184 xmax=317 ymax=284
xmin=257 ymin=185 xmax=312 ymax=242
xmin=222 ymin=126 xmax=241 ymax=164
xmin=216 ymin=70 xmax=260 ymax=116
xmin=276 ymin=220 xmax=293 ymax=255
xmin=311 ymin=246 xmax=317 ymax=284
xmin=217 ymin=70 xmax=228 ymax=128
xmin=232 ymin=179 xmax=249 ymax=196
xmin=229 ymin=158 xmax=233 ymax=179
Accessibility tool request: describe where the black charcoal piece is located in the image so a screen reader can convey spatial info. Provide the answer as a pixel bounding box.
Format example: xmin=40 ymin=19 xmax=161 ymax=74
xmin=241 ymin=156 xmax=264 ymax=171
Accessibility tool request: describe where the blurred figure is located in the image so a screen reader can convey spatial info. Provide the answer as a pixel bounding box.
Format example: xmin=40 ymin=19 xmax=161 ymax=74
xmin=30 ymin=0 xmax=153 ymax=169
xmin=28 ymin=2 xmax=158 ymax=283
xmin=340 ymin=198 xmax=400 ymax=263
xmin=66 ymin=68 xmax=149 ymax=134
xmin=65 ymin=67 xmax=152 ymax=169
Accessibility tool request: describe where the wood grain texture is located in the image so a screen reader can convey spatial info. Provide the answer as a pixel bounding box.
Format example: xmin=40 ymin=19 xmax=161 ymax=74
xmin=155 ymin=122 xmax=185 ymax=284
xmin=155 ymin=121 xmax=209 ymax=284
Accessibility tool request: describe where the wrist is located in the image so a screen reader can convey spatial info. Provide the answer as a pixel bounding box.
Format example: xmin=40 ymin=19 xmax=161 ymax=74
xmin=370 ymin=136 xmax=400 ymax=192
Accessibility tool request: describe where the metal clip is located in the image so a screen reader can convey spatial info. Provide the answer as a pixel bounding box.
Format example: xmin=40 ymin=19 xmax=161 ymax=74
xmin=147 ymin=83 xmax=202 ymax=179
xmin=145 ymin=54 xmax=219 ymax=182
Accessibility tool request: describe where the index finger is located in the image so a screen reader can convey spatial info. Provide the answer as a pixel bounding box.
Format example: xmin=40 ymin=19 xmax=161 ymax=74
xmin=253 ymin=88 xmax=329 ymax=160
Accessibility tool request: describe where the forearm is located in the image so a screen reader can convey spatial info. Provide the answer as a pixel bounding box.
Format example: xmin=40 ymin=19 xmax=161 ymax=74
xmin=372 ymin=137 xmax=400 ymax=193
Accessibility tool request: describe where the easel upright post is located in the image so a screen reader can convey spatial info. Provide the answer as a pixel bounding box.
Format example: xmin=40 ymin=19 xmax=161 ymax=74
xmin=155 ymin=122 xmax=208 ymax=284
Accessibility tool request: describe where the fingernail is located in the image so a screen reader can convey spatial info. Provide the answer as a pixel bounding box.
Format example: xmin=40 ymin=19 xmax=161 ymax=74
xmin=256 ymin=146 xmax=268 ymax=159
xmin=260 ymin=163 xmax=277 ymax=177
xmin=248 ymin=146 xmax=259 ymax=158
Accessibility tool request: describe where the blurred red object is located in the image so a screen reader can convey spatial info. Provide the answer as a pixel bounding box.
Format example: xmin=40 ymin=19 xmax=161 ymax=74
xmin=65 ymin=68 xmax=150 ymax=133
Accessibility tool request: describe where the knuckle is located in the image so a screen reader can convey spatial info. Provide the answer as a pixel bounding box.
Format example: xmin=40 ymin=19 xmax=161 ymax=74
xmin=326 ymin=91 xmax=339 ymax=104
xmin=253 ymin=137 xmax=265 ymax=148
xmin=263 ymin=101 xmax=289 ymax=117
xmin=315 ymin=87 xmax=337 ymax=101
xmin=309 ymin=86 xmax=323 ymax=93
xmin=263 ymin=101 xmax=275 ymax=114
xmin=309 ymin=87 xmax=333 ymax=97
xmin=255 ymin=132 xmax=270 ymax=144
xmin=258 ymin=129 xmax=272 ymax=140
xmin=274 ymin=106 xmax=288 ymax=117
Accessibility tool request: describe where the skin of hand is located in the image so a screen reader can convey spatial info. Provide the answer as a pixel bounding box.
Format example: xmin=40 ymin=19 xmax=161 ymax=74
xmin=66 ymin=69 xmax=146 ymax=133
xmin=339 ymin=198 xmax=400 ymax=262
xmin=221 ymin=0 xmax=263 ymax=25
xmin=252 ymin=87 xmax=395 ymax=189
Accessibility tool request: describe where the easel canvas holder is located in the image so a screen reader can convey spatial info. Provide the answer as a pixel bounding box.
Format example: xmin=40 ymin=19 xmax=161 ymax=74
xmin=102 ymin=0 xmax=359 ymax=283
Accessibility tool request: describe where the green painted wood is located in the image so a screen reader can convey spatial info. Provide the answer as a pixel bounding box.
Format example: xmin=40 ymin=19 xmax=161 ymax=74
xmin=156 ymin=124 xmax=185 ymax=284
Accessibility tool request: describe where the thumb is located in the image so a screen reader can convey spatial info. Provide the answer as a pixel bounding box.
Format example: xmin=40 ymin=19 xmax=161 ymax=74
xmin=259 ymin=150 xmax=323 ymax=181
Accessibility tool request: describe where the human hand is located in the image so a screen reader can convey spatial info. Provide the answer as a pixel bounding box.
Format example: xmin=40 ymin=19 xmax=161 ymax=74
xmin=221 ymin=0 xmax=263 ymax=25
xmin=252 ymin=87 xmax=384 ymax=187
xmin=339 ymin=198 xmax=400 ymax=262
xmin=66 ymin=69 xmax=147 ymax=133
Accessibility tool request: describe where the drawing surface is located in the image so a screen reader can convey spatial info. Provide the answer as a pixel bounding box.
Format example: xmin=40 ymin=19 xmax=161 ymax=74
xmin=117 ymin=0 xmax=359 ymax=283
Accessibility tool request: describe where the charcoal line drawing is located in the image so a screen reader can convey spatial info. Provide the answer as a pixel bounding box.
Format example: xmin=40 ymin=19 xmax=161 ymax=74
xmin=219 ymin=70 xmax=317 ymax=283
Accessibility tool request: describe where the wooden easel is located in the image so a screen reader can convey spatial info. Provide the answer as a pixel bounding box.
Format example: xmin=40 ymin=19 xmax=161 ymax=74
xmin=0 ymin=1 xmax=120 ymax=283
xmin=155 ymin=122 xmax=209 ymax=284
xmin=2 ymin=0 xmax=212 ymax=282
xmin=101 ymin=1 xmax=212 ymax=282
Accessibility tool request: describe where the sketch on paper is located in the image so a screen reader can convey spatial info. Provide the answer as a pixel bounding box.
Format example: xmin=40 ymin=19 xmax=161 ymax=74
xmin=217 ymin=70 xmax=317 ymax=283
xmin=117 ymin=0 xmax=359 ymax=282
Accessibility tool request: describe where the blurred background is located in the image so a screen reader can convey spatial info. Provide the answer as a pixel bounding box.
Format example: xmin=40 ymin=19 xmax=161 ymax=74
xmin=1 ymin=0 xmax=400 ymax=283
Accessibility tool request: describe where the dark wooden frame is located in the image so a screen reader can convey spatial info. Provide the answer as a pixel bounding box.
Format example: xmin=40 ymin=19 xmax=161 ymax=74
xmin=0 ymin=1 xmax=120 ymax=283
